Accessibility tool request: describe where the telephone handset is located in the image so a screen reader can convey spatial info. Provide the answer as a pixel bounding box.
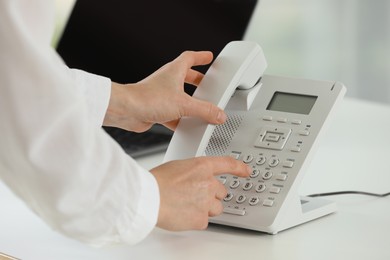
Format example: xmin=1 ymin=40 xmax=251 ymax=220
xmin=164 ymin=41 xmax=267 ymax=161
xmin=164 ymin=41 xmax=346 ymax=234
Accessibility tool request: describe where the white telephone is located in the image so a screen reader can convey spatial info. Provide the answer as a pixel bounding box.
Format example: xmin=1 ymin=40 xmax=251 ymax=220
xmin=164 ymin=41 xmax=346 ymax=234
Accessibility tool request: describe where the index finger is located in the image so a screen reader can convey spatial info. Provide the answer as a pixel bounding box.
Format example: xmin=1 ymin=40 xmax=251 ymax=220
xmin=199 ymin=156 xmax=251 ymax=178
xmin=175 ymin=51 xmax=213 ymax=70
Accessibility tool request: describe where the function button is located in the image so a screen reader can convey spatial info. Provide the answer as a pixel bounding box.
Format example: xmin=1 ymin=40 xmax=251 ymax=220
xmin=250 ymin=169 xmax=260 ymax=178
xmin=263 ymin=199 xmax=274 ymax=207
xmin=229 ymin=180 xmax=240 ymax=189
xmin=223 ymin=192 xmax=234 ymax=202
xmin=299 ymin=130 xmax=310 ymax=136
xmin=290 ymin=147 xmax=301 ymax=152
xmin=291 ymin=119 xmax=302 ymax=125
xmin=223 ymin=207 xmax=246 ymax=216
xmin=236 ymin=194 xmax=247 ymax=204
xmin=276 ymin=174 xmax=287 ymax=181
xmin=243 ymin=154 xmax=254 ymax=164
xmin=268 ymin=157 xmax=280 ymax=167
xmin=256 ymin=155 xmax=267 ymax=165
xmin=243 ymin=182 xmax=253 ymax=191
xmin=262 ymin=171 xmax=273 ymax=180
xmin=249 ymin=196 xmax=260 ymax=206
xmin=255 ymin=183 xmax=266 ymax=193
xmin=218 ymin=176 xmax=227 ymax=185
xmin=262 ymin=115 xmax=273 ymax=121
xmin=277 ymin=118 xmax=287 ymax=123
xmin=229 ymin=151 xmax=241 ymax=160
xmin=282 ymin=161 xmax=294 ymax=168
xmin=269 ymin=187 xmax=281 ymax=194
xmin=254 ymin=126 xmax=292 ymax=151
xmin=265 ymin=133 xmax=281 ymax=142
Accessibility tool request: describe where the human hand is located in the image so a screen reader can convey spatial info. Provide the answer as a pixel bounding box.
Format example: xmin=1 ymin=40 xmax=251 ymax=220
xmin=150 ymin=156 xmax=251 ymax=231
xmin=103 ymin=51 xmax=227 ymax=132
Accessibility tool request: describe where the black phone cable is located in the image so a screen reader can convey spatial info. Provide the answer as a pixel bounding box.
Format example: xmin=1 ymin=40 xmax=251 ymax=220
xmin=306 ymin=191 xmax=390 ymax=198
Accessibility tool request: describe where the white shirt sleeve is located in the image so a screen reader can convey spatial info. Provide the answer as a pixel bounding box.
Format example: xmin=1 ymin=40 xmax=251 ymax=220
xmin=0 ymin=0 xmax=160 ymax=246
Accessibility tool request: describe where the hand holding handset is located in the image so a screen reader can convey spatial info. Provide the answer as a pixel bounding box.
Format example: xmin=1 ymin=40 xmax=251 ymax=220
xmin=164 ymin=41 xmax=267 ymax=162
xmin=164 ymin=41 xmax=346 ymax=234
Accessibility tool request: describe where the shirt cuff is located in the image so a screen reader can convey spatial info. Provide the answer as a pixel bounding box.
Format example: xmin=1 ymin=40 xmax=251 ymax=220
xmin=68 ymin=68 xmax=111 ymax=127
xmin=116 ymin=157 xmax=160 ymax=245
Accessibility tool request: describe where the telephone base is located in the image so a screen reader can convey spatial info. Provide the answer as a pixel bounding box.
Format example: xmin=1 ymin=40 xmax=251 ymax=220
xmin=270 ymin=196 xmax=336 ymax=234
xmin=209 ymin=196 xmax=336 ymax=234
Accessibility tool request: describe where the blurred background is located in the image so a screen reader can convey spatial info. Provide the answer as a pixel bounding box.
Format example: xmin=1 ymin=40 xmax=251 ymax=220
xmin=54 ymin=0 xmax=390 ymax=104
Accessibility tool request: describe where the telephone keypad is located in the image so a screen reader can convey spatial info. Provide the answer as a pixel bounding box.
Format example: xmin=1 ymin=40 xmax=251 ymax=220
xmin=250 ymin=169 xmax=260 ymax=178
xmin=243 ymin=182 xmax=253 ymax=191
xmin=262 ymin=171 xmax=273 ymax=180
xmin=249 ymin=196 xmax=260 ymax=206
xmin=220 ymin=116 xmax=312 ymax=216
xmin=224 ymin=192 xmax=234 ymax=202
xmin=268 ymin=157 xmax=279 ymax=167
xmin=236 ymin=195 xmax=247 ymax=204
xmin=255 ymin=183 xmax=266 ymax=193
xmin=229 ymin=180 xmax=240 ymax=189
xmin=243 ymin=154 xmax=254 ymax=163
xmin=222 ymin=150 xmax=292 ymax=214
xmin=256 ymin=155 xmax=266 ymax=165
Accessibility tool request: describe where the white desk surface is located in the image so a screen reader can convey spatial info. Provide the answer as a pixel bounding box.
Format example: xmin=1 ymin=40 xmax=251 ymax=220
xmin=1 ymin=97 xmax=390 ymax=260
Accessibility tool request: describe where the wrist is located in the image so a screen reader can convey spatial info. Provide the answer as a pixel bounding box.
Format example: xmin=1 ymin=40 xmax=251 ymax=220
xmin=103 ymin=82 xmax=135 ymax=127
xmin=103 ymin=82 xmax=123 ymax=126
xmin=103 ymin=82 xmax=151 ymax=132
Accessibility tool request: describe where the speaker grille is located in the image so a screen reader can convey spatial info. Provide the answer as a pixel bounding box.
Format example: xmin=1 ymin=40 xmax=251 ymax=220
xmin=205 ymin=114 xmax=243 ymax=156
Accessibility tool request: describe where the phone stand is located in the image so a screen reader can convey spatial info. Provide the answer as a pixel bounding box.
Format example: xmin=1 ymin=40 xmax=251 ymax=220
xmin=268 ymin=196 xmax=336 ymax=234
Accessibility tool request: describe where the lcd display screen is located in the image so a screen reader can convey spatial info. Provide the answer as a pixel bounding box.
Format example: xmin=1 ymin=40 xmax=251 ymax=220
xmin=266 ymin=92 xmax=317 ymax=115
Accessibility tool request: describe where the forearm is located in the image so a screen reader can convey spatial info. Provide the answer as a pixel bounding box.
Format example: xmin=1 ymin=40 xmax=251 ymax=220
xmin=1 ymin=95 xmax=159 ymax=246
xmin=0 ymin=1 xmax=159 ymax=246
